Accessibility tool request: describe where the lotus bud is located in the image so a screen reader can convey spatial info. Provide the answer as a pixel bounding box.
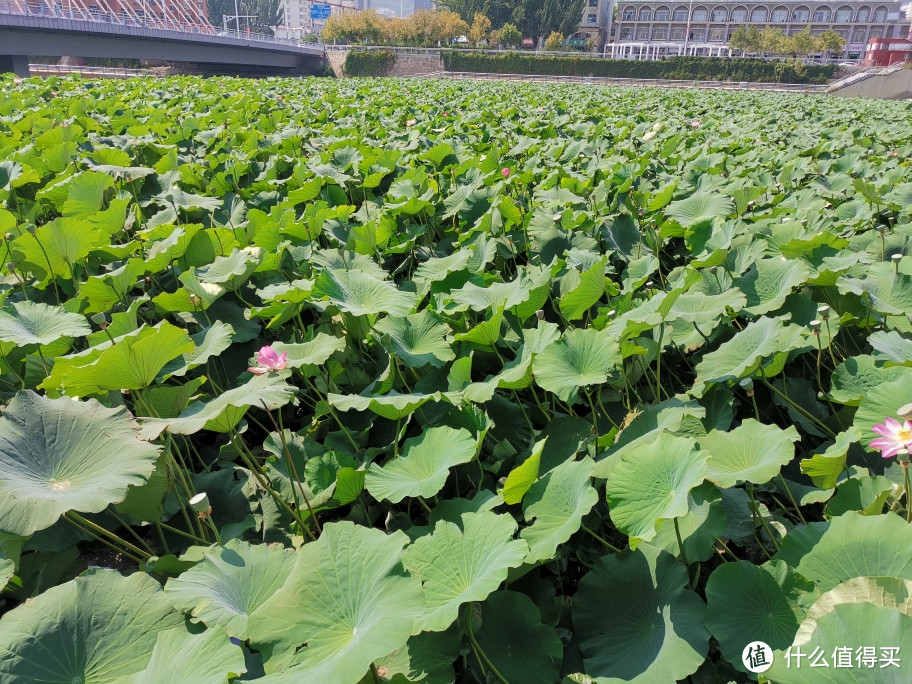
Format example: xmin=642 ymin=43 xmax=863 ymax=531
xmin=25 ymin=225 xmax=36 ymax=235
xmin=898 ymin=404 xmax=912 ymax=421
xmin=809 ymin=319 xmax=821 ymax=335
xmin=3 ymin=233 xmax=13 ymax=241
xmin=876 ymin=224 xmax=888 ymax=234
xmin=188 ymin=293 xmax=201 ymax=306
xmin=535 ymin=310 xmax=544 ymax=320
xmin=816 ymin=304 xmax=830 ymax=320
xmin=5 ymin=262 xmax=15 ymax=272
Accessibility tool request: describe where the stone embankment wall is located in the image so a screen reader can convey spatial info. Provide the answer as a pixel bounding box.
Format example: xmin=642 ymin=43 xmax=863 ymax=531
xmin=327 ymin=51 xmax=441 ymax=78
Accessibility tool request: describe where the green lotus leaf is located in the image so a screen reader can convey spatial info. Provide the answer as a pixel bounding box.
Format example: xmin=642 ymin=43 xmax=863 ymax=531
xmin=453 ymin=306 xmax=504 ymax=347
xmin=12 ymin=217 xmax=104 ymax=281
xmin=606 ymin=433 xmax=708 ymax=542
xmin=365 ymin=426 xmax=477 ymax=503
xmin=138 ymin=372 xmax=297 ymax=439
xmin=62 ymin=170 xmax=114 ymax=218
xmin=829 ymin=356 xmax=911 ymax=406
xmin=701 ymin=419 xmax=801 ymax=488
xmin=705 ymin=560 xmax=806 ymax=672
xmin=825 ymin=475 xmax=894 ymax=517
xmin=502 ymin=437 xmax=545 ymax=505
xmin=195 ymin=249 xmax=259 ymax=291
xmin=868 ymin=330 xmax=912 ymax=365
xmin=0 ymin=300 xmax=90 ymax=346
xmin=559 ymin=256 xmax=608 ymax=321
xmin=798 ymin=577 xmax=912 ymax=640
xmin=271 ymin=333 xmax=347 ymax=371
xmin=0 ymin=391 xmax=159 ymax=536
xmin=767 ymin=603 xmax=912 ymax=683
xmin=733 ymin=257 xmax=812 ymax=315
xmin=165 ymin=539 xmax=297 ymax=640
xmin=312 ymin=268 xmax=416 ymax=317
xmin=838 ymin=262 xmax=912 ymax=315
xmin=666 ymin=289 xmax=747 ymax=325
xmin=120 ymin=625 xmax=247 ymax=684
xmin=665 ymin=191 xmax=734 ymax=229
xmin=249 ymin=522 xmax=424 ymax=681
xmin=0 ymin=569 xmax=183 ymax=682
xmin=368 ymin=628 xmax=460 ymax=684
xmin=328 ymin=391 xmax=450 ymax=421
xmin=692 ymin=317 xmax=805 ymax=397
xmin=373 ymin=311 xmax=455 ymax=368
xmin=532 ymin=327 xmax=621 ymax=403
xmin=800 ymin=427 xmax=862 ymax=489
xmin=775 ymin=511 xmax=912 ymax=592
xmin=521 ymin=457 xmax=599 ymax=563
xmin=0 ymin=548 xmax=13 ymax=589
xmin=649 ymin=481 xmax=726 ymax=562
xmin=160 ymin=321 xmax=234 ymax=380
xmin=474 ymin=591 xmax=563 ymax=684
xmin=42 ymin=321 xmax=194 ymax=397
xmin=854 ymin=375 xmax=912 ymax=449
xmin=402 ymin=511 xmax=528 ymax=632
xmin=572 ymin=544 xmax=710 ymax=683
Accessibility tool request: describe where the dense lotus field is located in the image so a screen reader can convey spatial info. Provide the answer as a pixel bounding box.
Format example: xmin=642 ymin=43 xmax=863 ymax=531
xmin=1 ymin=74 xmax=912 ymax=683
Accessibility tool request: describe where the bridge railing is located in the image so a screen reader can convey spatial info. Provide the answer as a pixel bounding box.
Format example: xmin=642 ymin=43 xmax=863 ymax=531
xmin=0 ymin=0 xmax=324 ymax=49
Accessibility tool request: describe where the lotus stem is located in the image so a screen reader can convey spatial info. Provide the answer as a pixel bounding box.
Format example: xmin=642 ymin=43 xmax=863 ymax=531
xmin=301 ymin=375 xmax=358 ymax=451
xmin=758 ymin=375 xmax=836 ymax=439
xmin=29 ymin=231 xmax=60 ymax=304
xmin=464 ymin=604 xmax=509 ymax=684
xmin=673 ymin=516 xmax=694 ymax=588
xmin=581 ymin=524 xmax=621 ymax=553
xmin=715 ymin=537 xmax=739 ymax=562
xmin=64 ymin=511 xmax=151 ymax=562
xmin=777 ymin=475 xmax=807 ymax=525
xmin=747 ymin=483 xmax=781 ymax=552
xmin=901 ymin=460 xmax=912 ymax=524
xmin=228 ymin=430 xmax=316 ymax=541
xmin=107 ymin=508 xmax=156 ymax=555
xmin=655 ymin=322 xmax=665 ymax=401
xmin=260 ymin=400 xmax=322 ymax=536
xmin=584 ymin=388 xmax=599 ymax=438
xmin=64 ymin=514 xmax=145 ymax=565
xmin=416 ymin=496 xmax=433 ymax=514
xmin=158 ymin=521 xmax=208 ymax=544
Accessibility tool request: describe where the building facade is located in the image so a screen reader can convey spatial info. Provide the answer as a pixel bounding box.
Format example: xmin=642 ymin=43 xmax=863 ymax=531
xmin=611 ymin=1 xmax=910 ymax=58
xmin=569 ymin=0 xmax=613 ymax=48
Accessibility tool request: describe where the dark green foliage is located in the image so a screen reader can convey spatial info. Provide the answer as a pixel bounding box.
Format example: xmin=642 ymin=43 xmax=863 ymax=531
xmin=344 ymin=50 xmax=397 ymax=77
xmin=442 ymin=51 xmax=840 ymax=84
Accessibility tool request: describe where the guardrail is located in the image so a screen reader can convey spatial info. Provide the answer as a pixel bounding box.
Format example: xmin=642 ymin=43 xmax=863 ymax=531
xmin=825 ymin=61 xmax=906 ymax=92
xmin=433 ymin=71 xmax=829 ymax=93
xmin=29 ymin=62 xmax=157 ymax=77
xmin=0 ymin=0 xmax=325 ymax=49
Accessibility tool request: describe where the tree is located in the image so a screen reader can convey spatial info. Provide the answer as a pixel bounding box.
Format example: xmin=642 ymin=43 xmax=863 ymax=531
xmin=729 ymin=25 xmax=762 ymax=54
xmin=497 ymin=22 xmax=522 ymax=47
xmin=438 ymin=0 xmax=584 ymax=45
xmin=818 ymin=29 xmax=846 ymax=61
xmin=544 ymin=30 xmax=564 ymax=51
xmin=759 ymin=27 xmax=787 ymax=55
xmin=468 ymin=12 xmax=492 ymax=46
xmin=786 ymin=27 xmax=819 ymax=57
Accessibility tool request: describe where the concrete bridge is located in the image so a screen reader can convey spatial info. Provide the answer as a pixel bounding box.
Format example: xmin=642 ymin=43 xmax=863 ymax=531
xmin=0 ymin=2 xmax=327 ymax=77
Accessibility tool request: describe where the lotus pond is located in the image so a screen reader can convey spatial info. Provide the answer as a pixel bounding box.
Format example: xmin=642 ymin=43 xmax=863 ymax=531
xmin=1 ymin=75 xmax=912 ymax=682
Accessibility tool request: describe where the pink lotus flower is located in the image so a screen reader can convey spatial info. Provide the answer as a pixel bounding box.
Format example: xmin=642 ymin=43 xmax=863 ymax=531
xmin=13 ymin=78 xmax=22 ymax=85
xmin=690 ymin=119 xmax=702 ymax=127
xmin=442 ymin=111 xmax=448 ymax=116
xmin=406 ymin=118 xmax=416 ymax=127
xmin=501 ymin=167 xmax=510 ymax=178
xmin=248 ymin=345 xmax=287 ymax=374
xmin=871 ymin=417 xmax=912 ymax=458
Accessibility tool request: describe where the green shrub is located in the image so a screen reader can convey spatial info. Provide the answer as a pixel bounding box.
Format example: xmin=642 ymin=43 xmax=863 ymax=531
xmin=343 ymin=49 xmax=397 ymax=77
xmin=441 ymin=51 xmax=838 ymax=84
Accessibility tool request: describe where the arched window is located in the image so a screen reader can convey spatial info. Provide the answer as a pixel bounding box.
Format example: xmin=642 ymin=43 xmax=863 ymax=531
xmin=770 ymin=6 xmax=789 ymax=22
xmin=812 ymin=6 xmax=832 ymax=22
xmin=692 ymin=6 xmax=708 ymax=21
xmin=834 ymin=6 xmax=852 ymax=21
xmin=711 ymin=6 xmax=727 ymax=21
xmin=655 ymin=6 xmax=670 ymax=20
xmin=622 ymin=6 xmax=636 ymax=20
xmin=873 ymin=5 xmax=887 ymax=21
xmin=673 ymin=6 xmax=688 ymax=20
xmin=639 ymin=7 xmax=652 ymax=20
xmin=792 ymin=5 xmax=810 ymax=21
xmin=730 ymin=6 xmax=748 ymax=21
xmin=855 ymin=6 xmax=871 ymax=21
xmin=750 ymin=6 xmax=768 ymax=21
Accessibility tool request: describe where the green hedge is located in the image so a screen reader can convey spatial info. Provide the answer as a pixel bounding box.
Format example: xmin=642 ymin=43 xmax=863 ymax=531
xmin=441 ymin=51 xmax=839 ymax=84
xmin=344 ymin=50 xmax=397 ymax=77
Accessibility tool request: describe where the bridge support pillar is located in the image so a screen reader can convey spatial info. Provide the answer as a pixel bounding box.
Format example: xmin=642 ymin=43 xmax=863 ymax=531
xmin=0 ymin=55 xmax=29 ymax=78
